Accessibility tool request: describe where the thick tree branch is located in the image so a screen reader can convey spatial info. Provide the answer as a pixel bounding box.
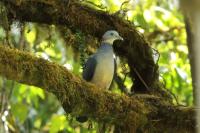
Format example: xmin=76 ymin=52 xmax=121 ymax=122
xmin=0 ymin=45 xmax=195 ymax=132
xmin=2 ymin=0 xmax=159 ymax=93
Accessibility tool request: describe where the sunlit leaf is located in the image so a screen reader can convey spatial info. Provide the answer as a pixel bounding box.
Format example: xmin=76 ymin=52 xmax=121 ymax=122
xmin=25 ymin=25 xmax=36 ymax=44
xmin=49 ymin=115 xmax=71 ymax=133
xmin=11 ymin=103 xmax=28 ymax=124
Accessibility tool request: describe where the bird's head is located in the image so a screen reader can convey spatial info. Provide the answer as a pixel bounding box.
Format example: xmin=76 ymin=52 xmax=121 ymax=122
xmin=102 ymin=30 xmax=123 ymax=45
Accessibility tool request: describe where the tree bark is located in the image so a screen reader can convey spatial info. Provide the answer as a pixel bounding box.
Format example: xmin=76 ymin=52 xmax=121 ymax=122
xmin=184 ymin=17 xmax=196 ymax=105
xmin=0 ymin=45 xmax=195 ymax=132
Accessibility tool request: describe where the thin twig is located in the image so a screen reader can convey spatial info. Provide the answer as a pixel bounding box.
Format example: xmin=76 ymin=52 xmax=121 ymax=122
xmin=133 ymin=67 xmax=151 ymax=91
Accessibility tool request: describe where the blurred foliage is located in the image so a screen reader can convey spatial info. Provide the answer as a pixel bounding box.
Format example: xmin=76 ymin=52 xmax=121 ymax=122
xmin=0 ymin=0 xmax=192 ymax=132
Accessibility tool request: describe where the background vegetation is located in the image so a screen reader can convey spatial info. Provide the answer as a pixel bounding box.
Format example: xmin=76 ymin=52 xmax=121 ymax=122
xmin=0 ymin=0 xmax=192 ymax=132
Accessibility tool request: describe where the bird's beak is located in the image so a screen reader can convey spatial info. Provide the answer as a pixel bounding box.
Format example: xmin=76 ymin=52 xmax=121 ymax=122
xmin=118 ymin=35 xmax=123 ymax=41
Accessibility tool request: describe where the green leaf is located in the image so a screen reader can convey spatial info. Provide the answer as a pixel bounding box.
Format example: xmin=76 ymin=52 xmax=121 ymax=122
xmin=49 ymin=115 xmax=68 ymax=133
xmin=135 ymin=14 xmax=148 ymax=29
xmin=11 ymin=103 xmax=28 ymax=124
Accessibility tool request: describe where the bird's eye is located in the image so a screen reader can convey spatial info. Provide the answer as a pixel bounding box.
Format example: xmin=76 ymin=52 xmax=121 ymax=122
xmin=110 ymin=32 xmax=114 ymax=36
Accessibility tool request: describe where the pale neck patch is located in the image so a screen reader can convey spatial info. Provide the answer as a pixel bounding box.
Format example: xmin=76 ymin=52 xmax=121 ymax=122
xmin=102 ymin=38 xmax=115 ymax=45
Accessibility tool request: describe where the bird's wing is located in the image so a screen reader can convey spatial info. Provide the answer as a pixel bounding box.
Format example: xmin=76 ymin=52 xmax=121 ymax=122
xmin=82 ymin=56 xmax=97 ymax=81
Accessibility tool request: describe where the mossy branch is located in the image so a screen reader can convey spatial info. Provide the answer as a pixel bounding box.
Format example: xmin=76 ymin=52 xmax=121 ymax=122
xmin=0 ymin=1 xmax=196 ymax=132
xmin=0 ymin=45 xmax=195 ymax=132
xmin=2 ymin=0 xmax=158 ymax=93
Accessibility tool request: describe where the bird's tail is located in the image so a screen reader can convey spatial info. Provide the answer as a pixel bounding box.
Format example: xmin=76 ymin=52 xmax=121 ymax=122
xmin=76 ymin=116 xmax=88 ymax=123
